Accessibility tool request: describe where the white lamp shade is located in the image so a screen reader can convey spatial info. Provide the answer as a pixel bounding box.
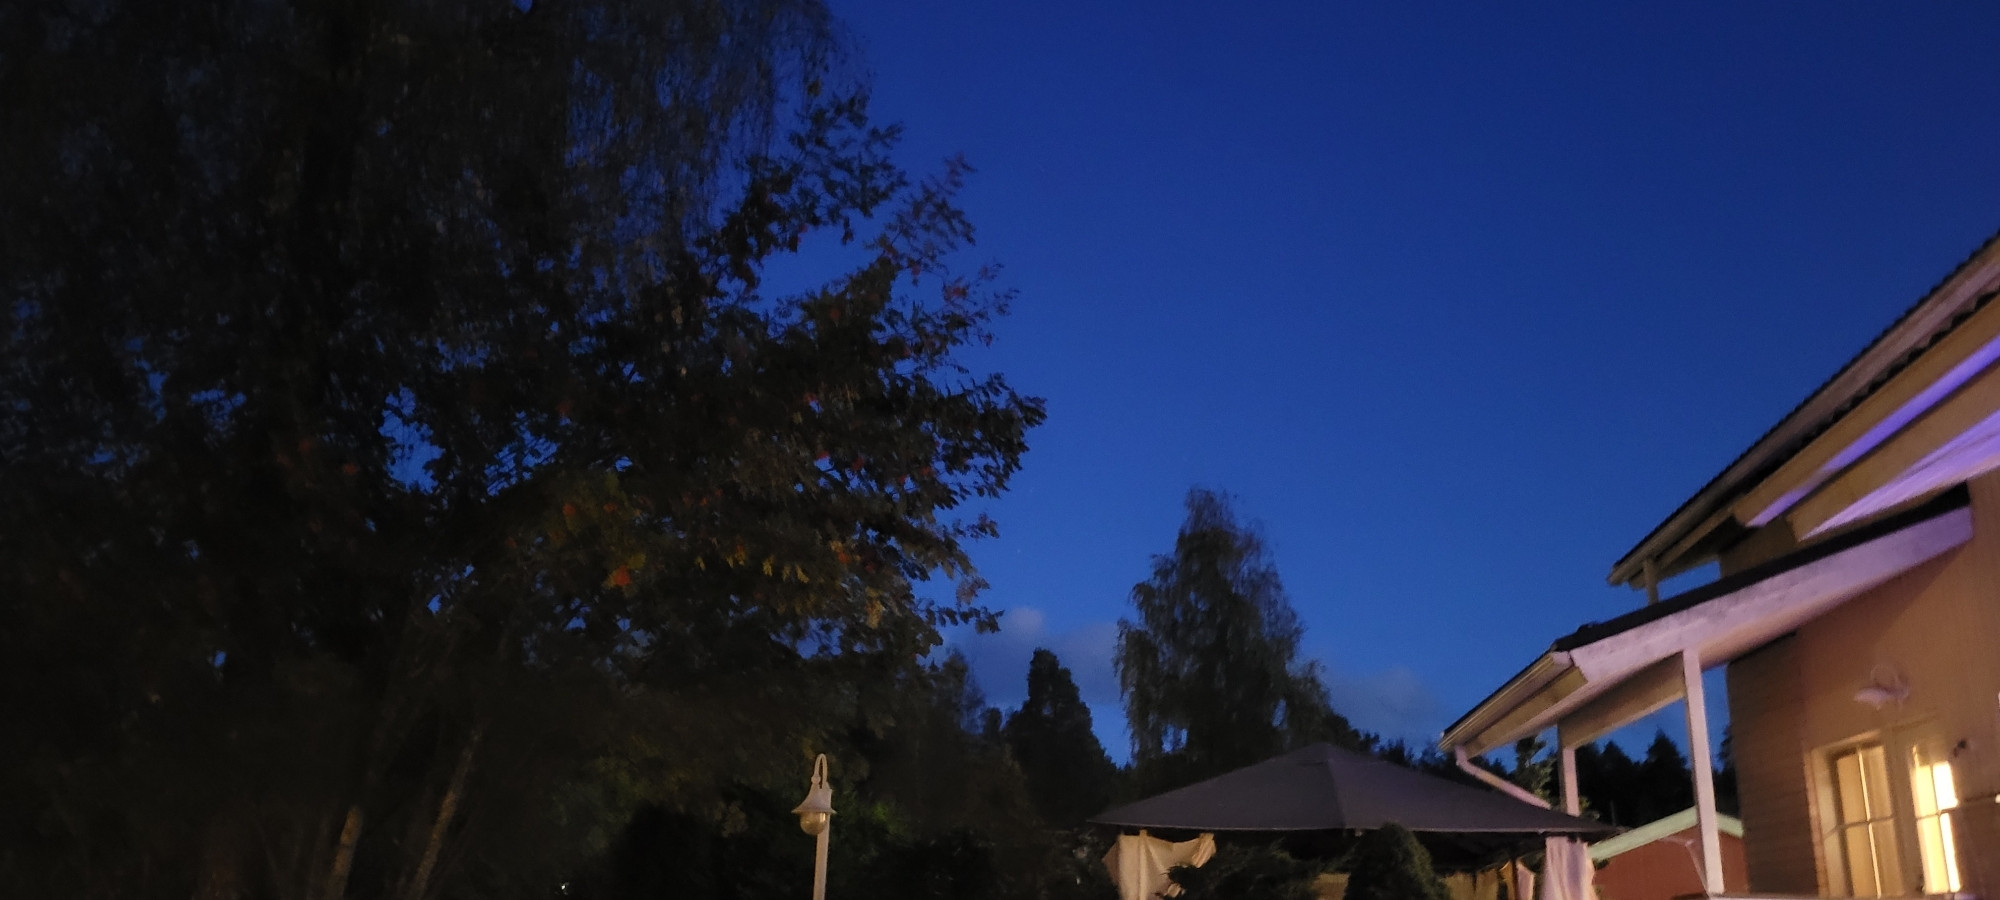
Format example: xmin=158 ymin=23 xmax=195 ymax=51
xmin=794 ymin=754 xmax=835 ymax=835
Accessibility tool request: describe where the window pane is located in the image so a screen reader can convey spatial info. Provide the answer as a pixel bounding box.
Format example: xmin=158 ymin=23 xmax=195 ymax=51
xmin=1825 ymin=834 xmax=1853 ymax=896
xmin=1835 ymin=751 xmax=1868 ymax=825
xmin=1933 ymin=760 xmax=1959 ymax=810
xmin=1913 ymin=762 xmax=1940 ymax=817
xmin=1843 ymin=825 xmax=1879 ymax=897
xmin=1861 ymin=745 xmax=1893 ymax=818
xmin=1870 ymin=820 xmax=1905 ymax=895
xmin=1825 ymin=741 xmax=1918 ymax=898
xmin=1909 ymin=749 xmax=1964 ymax=894
xmin=1939 ymin=812 xmax=1963 ymax=893
xmin=1917 ymin=817 xmax=1952 ymax=894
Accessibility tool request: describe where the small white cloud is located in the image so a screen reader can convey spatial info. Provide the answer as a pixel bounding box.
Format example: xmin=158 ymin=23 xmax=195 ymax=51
xmin=946 ymin=607 xmax=1126 ymax=751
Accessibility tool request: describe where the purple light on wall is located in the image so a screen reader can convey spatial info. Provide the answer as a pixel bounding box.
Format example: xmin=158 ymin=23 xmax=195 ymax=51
xmin=1747 ymin=332 xmax=2000 ymax=527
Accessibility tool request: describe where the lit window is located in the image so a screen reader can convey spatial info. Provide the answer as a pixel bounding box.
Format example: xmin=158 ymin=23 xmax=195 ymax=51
xmin=1825 ymin=743 xmax=1903 ymax=897
xmin=1909 ymin=747 xmax=1963 ymax=894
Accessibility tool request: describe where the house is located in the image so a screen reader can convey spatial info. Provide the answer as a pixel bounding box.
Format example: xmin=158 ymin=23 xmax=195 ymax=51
xmin=1442 ymin=230 xmax=2000 ymax=899
xmin=1590 ymin=808 xmax=1748 ymax=900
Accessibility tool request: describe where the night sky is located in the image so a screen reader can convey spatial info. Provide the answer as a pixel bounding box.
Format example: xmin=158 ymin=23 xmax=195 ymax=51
xmin=826 ymin=1 xmax=2000 ymax=758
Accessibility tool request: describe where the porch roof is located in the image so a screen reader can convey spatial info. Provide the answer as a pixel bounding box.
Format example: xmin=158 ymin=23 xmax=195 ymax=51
xmin=1443 ymin=486 xmax=1973 ymax=757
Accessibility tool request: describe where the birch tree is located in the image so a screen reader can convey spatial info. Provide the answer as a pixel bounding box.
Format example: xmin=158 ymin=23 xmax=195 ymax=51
xmin=0 ymin=1 xmax=1043 ymax=895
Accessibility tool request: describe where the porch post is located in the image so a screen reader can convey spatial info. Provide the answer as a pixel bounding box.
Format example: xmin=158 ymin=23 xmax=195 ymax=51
xmin=1560 ymin=744 xmax=1579 ymax=816
xmin=1680 ymin=650 xmax=1725 ymax=893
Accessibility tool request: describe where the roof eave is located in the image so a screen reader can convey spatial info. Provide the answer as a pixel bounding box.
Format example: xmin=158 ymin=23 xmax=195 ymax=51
xmin=1439 ymin=651 xmax=1573 ymax=754
xmin=1607 ymin=228 xmax=2000 ymax=588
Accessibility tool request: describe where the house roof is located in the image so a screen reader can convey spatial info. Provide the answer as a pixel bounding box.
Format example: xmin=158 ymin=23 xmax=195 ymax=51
xmin=1608 ymin=228 xmax=2000 ymax=589
xmin=1565 ymin=485 xmax=1967 ymax=653
xmin=1444 ymin=486 xmax=1972 ymax=756
xmin=1090 ymin=742 xmax=1616 ymax=837
xmin=1587 ymin=807 xmax=1742 ymax=863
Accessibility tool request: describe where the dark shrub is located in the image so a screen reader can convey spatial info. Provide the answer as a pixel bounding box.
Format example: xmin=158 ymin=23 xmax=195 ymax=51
xmin=1343 ymin=823 xmax=1450 ymax=900
xmin=1168 ymin=843 xmax=1319 ymax=900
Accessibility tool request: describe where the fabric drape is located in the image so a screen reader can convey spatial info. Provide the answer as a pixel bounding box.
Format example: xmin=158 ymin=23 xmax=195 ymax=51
xmin=1537 ymin=837 xmax=1593 ymax=900
xmin=1102 ymin=830 xmax=1217 ymax=900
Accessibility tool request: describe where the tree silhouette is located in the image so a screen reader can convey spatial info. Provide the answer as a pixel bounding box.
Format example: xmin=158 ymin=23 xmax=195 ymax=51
xmin=1169 ymin=843 xmax=1320 ymax=900
xmin=1003 ymin=649 xmax=1118 ymax=825
xmin=1638 ymin=731 xmax=1699 ymax=824
xmin=1343 ymin=823 xmax=1450 ymax=900
xmin=1115 ymin=489 xmax=1362 ymax=791
xmin=0 ymin=1 xmax=1043 ymax=895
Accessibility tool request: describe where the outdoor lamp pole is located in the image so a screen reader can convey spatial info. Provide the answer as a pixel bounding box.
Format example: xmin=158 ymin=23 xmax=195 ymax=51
xmin=792 ymin=754 xmax=835 ymax=900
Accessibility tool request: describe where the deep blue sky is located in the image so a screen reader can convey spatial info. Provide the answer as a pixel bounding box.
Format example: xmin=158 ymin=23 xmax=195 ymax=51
xmin=825 ymin=1 xmax=2000 ymax=758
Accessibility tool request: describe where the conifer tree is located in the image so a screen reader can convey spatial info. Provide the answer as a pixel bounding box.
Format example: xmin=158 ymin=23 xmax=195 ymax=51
xmin=1638 ymin=731 xmax=1698 ymax=822
xmin=1002 ymin=649 xmax=1118 ymax=825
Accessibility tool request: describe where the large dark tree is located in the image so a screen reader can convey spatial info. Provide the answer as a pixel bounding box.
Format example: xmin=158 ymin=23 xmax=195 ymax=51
xmin=1716 ymin=725 xmax=1740 ymax=816
xmin=854 ymin=651 xmax=1031 ymax=833
xmin=1571 ymin=731 xmax=1727 ymax=827
xmin=1115 ymin=489 xmax=1363 ymax=790
xmin=1573 ymin=740 xmax=1642 ymax=826
xmin=0 ymin=1 xmax=1043 ymax=897
xmin=576 ymin=650 xmax=1112 ymax=900
xmin=1636 ymin=731 xmax=1699 ymax=823
xmin=1002 ymin=648 xmax=1118 ymax=826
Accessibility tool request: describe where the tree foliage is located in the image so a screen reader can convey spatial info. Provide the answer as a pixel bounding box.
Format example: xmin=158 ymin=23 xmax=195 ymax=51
xmin=1568 ymin=729 xmax=1733 ymax=827
xmin=0 ymin=0 xmax=1044 ymax=896
xmin=1342 ymin=823 xmax=1450 ymax=900
xmin=1168 ymin=843 xmax=1320 ymax=900
xmin=1509 ymin=734 xmax=1555 ymax=804
xmin=1002 ymin=648 xmax=1118 ymax=826
xmin=571 ymin=653 xmax=1113 ymax=900
xmin=850 ymin=652 xmax=1038 ymax=835
xmin=1115 ymin=488 xmax=1362 ymax=790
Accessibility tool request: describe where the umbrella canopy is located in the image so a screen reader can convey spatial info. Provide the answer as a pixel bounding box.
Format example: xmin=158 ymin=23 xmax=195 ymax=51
xmin=1091 ymin=743 xmax=1616 ymax=836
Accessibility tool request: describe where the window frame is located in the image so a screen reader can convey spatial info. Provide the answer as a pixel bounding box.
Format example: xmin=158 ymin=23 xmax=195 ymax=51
xmin=1907 ymin=739 xmax=1965 ymax=895
xmin=1809 ymin=725 xmax=1966 ymax=898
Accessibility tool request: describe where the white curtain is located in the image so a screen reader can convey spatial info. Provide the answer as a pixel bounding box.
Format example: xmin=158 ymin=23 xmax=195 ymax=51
xmin=1537 ymin=837 xmax=1593 ymax=900
xmin=1513 ymin=857 xmax=1537 ymax=900
xmin=1101 ymin=831 xmax=1218 ymax=900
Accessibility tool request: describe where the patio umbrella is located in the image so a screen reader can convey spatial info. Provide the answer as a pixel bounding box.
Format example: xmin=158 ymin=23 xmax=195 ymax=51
xmin=1091 ymin=742 xmax=1615 ymax=838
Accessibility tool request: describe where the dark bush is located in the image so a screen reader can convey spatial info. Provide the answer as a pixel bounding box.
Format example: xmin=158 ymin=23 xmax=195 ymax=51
xmin=849 ymin=827 xmax=1000 ymax=900
xmin=1168 ymin=843 xmax=1320 ymax=900
xmin=1343 ymin=823 xmax=1450 ymax=900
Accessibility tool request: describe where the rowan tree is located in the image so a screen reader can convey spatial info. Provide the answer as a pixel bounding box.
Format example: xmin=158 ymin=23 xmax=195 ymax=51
xmin=0 ymin=1 xmax=1043 ymax=896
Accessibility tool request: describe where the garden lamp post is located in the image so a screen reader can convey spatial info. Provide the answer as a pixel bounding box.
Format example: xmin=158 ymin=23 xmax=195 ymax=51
xmin=792 ymin=754 xmax=834 ymax=900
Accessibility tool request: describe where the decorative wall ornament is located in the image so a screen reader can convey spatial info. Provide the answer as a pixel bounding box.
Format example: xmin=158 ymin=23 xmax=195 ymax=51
xmin=1854 ymin=663 xmax=1909 ymax=710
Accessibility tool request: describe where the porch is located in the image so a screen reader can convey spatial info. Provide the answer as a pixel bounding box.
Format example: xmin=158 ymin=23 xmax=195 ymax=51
xmin=1442 ymin=490 xmax=1976 ymax=899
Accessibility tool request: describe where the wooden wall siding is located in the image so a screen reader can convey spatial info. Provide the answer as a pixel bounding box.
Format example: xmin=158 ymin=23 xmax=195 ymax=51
xmin=1956 ymin=800 xmax=2000 ymax=900
xmin=1816 ymin=479 xmax=2000 ymax=898
xmin=1728 ymin=635 xmax=1820 ymax=894
xmin=1733 ymin=468 xmax=2000 ymax=897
